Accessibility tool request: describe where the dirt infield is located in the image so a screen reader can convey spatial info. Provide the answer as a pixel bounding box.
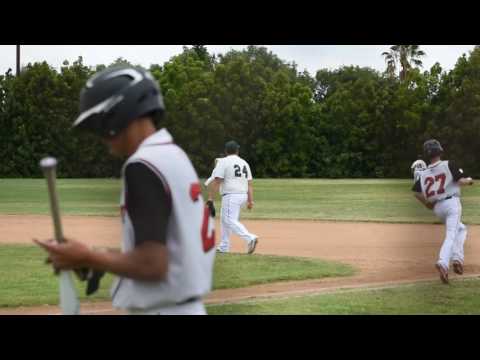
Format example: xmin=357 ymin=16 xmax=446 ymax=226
xmin=1 ymin=214 xmax=480 ymax=315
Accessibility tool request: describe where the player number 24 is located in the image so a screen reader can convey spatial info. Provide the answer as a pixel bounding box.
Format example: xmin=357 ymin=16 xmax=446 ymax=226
xmin=424 ymin=173 xmax=446 ymax=198
xmin=234 ymin=164 xmax=248 ymax=178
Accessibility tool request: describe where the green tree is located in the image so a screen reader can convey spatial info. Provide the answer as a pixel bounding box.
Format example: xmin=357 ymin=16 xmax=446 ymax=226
xmin=0 ymin=58 xmax=123 ymax=178
xmin=0 ymin=62 xmax=64 ymax=176
xmin=426 ymin=47 xmax=480 ymax=176
xmin=314 ymin=66 xmax=390 ymax=177
xmin=212 ymin=46 xmax=315 ymax=177
xmin=3 ymin=45 xmax=480 ymax=180
xmin=381 ymin=49 xmax=397 ymax=78
xmin=191 ymin=45 xmax=215 ymax=65
xmin=153 ymin=46 xmax=221 ymax=176
xmin=382 ymin=45 xmax=426 ymax=81
xmin=57 ymin=57 xmax=123 ymax=177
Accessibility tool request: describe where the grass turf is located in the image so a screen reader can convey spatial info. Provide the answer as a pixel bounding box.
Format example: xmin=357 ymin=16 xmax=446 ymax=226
xmin=0 ymin=178 xmax=478 ymax=223
xmin=207 ymin=277 xmax=480 ymax=315
xmin=213 ymin=253 xmax=354 ymax=289
xmin=0 ymin=245 xmax=354 ymax=308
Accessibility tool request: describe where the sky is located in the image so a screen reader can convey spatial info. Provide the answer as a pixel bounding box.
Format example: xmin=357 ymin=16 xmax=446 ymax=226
xmin=0 ymin=45 xmax=476 ymax=76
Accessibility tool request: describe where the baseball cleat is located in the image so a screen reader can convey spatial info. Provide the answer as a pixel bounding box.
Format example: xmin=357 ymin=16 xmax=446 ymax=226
xmin=452 ymin=260 xmax=464 ymax=275
xmin=247 ymin=237 xmax=258 ymax=255
xmin=435 ymin=263 xmax=449 ymax=284
xmin=216 ymin=248 xmax=229 ymax=254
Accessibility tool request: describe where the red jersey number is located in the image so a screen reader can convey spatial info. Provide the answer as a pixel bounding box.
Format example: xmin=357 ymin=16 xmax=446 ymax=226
xmin=201 ymin=206 xmax=215 ymax=252
xmin=424 ymin=173 xmax=446 ymax=198
xmin=190 ymin=183 xmax=201 ymax=202
xmin=435 ymin=173 xmax=446 ymax=194
xmin=190 ymin=182 xmax=215 ymax=252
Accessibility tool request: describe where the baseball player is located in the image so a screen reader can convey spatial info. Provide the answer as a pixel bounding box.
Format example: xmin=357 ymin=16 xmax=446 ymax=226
xmin=411 ymin=159 xmax=427 ymax=183
xmin=207 ymin=141 xmax=258 ymax=254
xmin=412 ymin=139 xmax=474 ymax=284
xmin=34 ymin=66 xmax=216 ymax=315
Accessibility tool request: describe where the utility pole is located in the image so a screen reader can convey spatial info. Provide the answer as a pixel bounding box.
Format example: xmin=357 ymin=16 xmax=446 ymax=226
xmin=16 ymin=45 xmax=21 ymax=76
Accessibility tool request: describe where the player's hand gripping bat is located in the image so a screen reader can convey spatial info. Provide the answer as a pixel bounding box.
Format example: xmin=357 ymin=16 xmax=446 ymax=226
xmin=40 ymin=157 xmax=80 ymax=315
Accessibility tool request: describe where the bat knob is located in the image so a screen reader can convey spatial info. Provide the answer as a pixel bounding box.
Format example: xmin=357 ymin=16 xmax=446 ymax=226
xmin=40 ymin=157 xmax=58 ymax=169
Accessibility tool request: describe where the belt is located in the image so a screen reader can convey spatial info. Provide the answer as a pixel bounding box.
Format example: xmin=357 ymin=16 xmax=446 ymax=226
xmin=128 ymin=297 xmax=202 ymax=315
xmin=441 ymin=195 xmax=458 ymax=201
xmin=221 ymin=193 xmax=247 ymax=197
xmin=176 ymin=297 xmax=201 ymax=306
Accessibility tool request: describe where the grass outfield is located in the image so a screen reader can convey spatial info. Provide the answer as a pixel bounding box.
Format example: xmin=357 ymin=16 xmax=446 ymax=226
xmin=207 ymin=278 xmax=480 ymax=315
xmin=0 ymin=245 xmax=354 ymax=308
xmin=0 ymin=179 xmax=119 ymax=216
xmin=0 ymin=178 xmax=479 ymax=223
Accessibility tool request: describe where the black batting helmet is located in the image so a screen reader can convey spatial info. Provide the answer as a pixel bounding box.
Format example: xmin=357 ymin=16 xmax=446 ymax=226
xmin=225 ymin=140 xmax=240 ymax=154
xmin=73 ymin=66 xmax=165 ymax=138
xmin=423 ymin=139 xmax=444 ymax=160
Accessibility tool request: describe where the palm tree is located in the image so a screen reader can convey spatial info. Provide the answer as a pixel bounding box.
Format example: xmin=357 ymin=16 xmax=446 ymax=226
xmin=381 ymin=49 xmax=397 ymax=78
xmin=382 ymin=45 xmax=426 ymax=81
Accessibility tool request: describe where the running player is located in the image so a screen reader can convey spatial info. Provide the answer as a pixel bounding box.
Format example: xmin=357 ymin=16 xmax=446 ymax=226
xmin=412 ymin=139 xmax=474 ymax=284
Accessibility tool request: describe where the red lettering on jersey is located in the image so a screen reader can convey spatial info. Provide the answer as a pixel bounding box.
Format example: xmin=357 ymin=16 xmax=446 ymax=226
xmin=201 ymin=206 xmax=215 ymax=252
xmin=424 ymin=177 xmax=435 ymax=198
xmin=190 ymin=183 xmax=201 ymax=202
xmin=424 ymin=173 xmax=447 ymax=198
xmin=436 ymin=173 xmax=446 ymax=194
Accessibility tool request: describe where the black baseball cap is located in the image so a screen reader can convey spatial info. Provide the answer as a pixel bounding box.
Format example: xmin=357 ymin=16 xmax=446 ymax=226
xmin=225 ymin=140 xmax=240 ymax=154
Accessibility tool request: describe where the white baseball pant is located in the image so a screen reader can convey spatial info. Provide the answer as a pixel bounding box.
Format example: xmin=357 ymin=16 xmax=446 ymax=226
xmin=218 ymin=193 xmax=257 ymax=252
xmin=433 ymin=197 xmax=467 ymax=269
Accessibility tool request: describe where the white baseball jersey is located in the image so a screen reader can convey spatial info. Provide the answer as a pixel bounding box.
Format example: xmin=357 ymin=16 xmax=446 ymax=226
xmin=212 ymin=155 xmax=252 ymax=195
xmin=413 ymin=169 xmax=424 ymax=183
xmin=204 ymin=158 xmax=224 ymax=186
xmin=111 ymin=129 xmax=216 ymax=310
xmin=418 ymin=160 xmax=461 ymax=203
xmin=411 ymin=160 xmax=427 ymax=183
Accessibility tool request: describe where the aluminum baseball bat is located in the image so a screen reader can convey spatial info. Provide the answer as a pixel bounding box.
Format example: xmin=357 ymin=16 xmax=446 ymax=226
xmin=40 ymin=157 xmax=80 ymax=315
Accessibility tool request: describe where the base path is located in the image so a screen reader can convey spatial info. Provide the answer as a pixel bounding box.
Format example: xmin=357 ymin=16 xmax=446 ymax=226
xmin=1 ymin=215 xmax=480 ymax=315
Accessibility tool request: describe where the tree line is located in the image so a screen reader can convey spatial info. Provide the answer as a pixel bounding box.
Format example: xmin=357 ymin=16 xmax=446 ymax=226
xmin=1 ymin=45 xmax=480 ymax=179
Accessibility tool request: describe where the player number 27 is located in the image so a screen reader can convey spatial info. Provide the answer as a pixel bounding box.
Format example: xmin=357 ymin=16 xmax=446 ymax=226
xmin=234 ymin=165 xmax=248 ymax=178
xmin=424 ymin=173 xmax=446 ymax=198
